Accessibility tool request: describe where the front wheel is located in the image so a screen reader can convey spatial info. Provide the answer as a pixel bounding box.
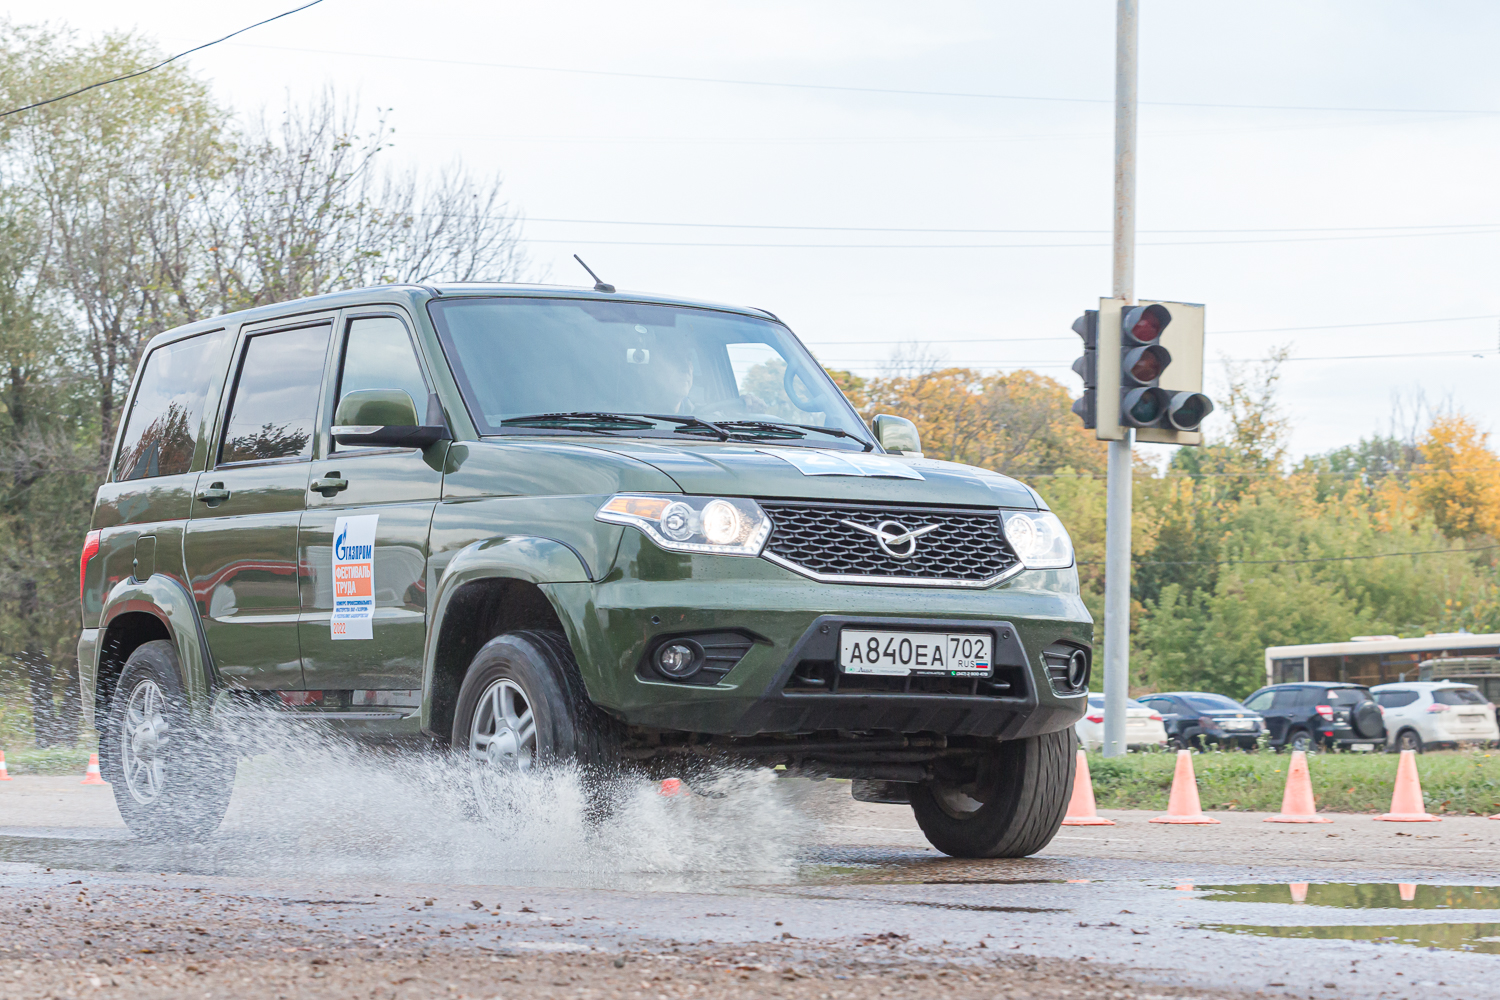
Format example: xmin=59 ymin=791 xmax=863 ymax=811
xmin=101 ymin=641 xmax=234 ymax=842
xmin=452 ymin=631 xmax=622 ymax=779
xmin=908 ymin=729 xmax=1075 ymax=858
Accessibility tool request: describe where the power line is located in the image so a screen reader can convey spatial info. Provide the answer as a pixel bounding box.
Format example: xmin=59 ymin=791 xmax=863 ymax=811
xmin=221 ymin=41 xmax=1500 ymax=116
xmin=524 ymin=218 xmax=1500 ymax=236
xmin=0 ymin=0 xmax=329 ymax=119
xmin=803 ymin=313 xmax=1500 ymax=346
xmin=523 ymin=228 xmax=1500 ymax=250
xmin=817 ymin=348 xmax=1493 ymax=366
xmin=1080 ymin=543 xmax=1500 ymax=568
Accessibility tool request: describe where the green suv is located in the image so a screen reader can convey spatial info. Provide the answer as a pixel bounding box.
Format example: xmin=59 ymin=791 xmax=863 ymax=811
xmin=78 ymin=283 xmax=1092 ymax=857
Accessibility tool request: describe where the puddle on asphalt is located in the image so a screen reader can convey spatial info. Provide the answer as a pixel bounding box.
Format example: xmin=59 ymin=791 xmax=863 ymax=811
xmin=1201 ymin=883 xmax=1500 ymax=909
xmin=1207 ymin=922 xmax=1500 ymax=954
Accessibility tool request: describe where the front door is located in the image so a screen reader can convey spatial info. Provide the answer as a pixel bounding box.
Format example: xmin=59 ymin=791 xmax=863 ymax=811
xmin=184 ymin=320 xmax=333 ymax=690
xmin=297 ymin=312 xmax=445 ymax=692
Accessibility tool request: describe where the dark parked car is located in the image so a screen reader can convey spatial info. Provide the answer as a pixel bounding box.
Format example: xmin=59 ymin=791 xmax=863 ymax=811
xmin=1136 ymin=692 xmax=1264 ymax=749
xmin=1242 ymin=683 xmax=1386 ymax=751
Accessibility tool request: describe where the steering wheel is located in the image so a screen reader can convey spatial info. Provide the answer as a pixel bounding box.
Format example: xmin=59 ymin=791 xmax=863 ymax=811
xmin=783 ymin=366 xmax=823 ymax=412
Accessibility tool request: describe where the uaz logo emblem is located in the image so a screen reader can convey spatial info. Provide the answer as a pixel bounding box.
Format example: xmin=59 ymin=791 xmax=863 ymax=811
xmin=840 ymin=519 xmax=939 ymax=560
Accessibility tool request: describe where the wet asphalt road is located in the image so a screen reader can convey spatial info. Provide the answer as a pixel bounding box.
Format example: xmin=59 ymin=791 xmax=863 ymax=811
xmin=3 ymin=771 xmax=1500 ymax=1000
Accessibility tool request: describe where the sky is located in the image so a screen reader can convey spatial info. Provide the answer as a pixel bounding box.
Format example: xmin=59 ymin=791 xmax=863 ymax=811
xmin=22 ymin=0 xmax=1500 ymax=464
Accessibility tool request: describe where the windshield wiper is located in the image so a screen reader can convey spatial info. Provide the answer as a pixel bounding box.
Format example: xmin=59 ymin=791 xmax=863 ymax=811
xmin=715 ymin=420 xmax=876 ymax=452
xmin=639 ymin=413 xmax=732 ymax=441
xmin=500 ymin=411 xmax=658 ymax=430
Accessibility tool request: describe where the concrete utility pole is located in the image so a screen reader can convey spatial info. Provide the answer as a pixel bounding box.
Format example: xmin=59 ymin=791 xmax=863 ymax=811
xmin=1102 ymin=0 xmax=1137 ymax=758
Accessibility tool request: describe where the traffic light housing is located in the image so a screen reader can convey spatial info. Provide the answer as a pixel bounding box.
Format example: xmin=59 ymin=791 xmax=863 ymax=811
xmin=1071 ymin=297 xmax=1212 ymax=445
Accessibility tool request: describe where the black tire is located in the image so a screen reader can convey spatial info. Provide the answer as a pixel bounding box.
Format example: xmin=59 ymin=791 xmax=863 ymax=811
xmin=100 ymin=640 xmax=234 ymax=842
xmin=908 ymin=728 xmax=1076 ymax=859
xmin=451 ymin=630 xmax=622 ymax=778
xmin=1286 ymin=728 xmax=1313 ymax=752
xmin=1394 ymin=728 xmax=1423 ymax=753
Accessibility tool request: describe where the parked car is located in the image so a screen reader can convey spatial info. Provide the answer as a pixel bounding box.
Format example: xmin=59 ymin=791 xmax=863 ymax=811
xmin=1136 ymin=692 xmax=1265 ymax=749
xmin=1371 ymin=682 xmax=1500 ymax=752
xmin=1418 ymin=657 xmax=1500 ymax=729
xmin=77 ymin=281 xmax=1095 ymax=859
xmin=1241 ymin=683 xmax=1386 ymax=751
xmin=1074 ymin=695 xmax=1167 ymax=751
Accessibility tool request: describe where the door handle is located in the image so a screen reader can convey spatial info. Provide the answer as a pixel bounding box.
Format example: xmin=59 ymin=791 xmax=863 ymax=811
xmin=196 ymin=482 xmax=230 ymax=506
xmin=311 ymin=474 xmax=349 ymax=497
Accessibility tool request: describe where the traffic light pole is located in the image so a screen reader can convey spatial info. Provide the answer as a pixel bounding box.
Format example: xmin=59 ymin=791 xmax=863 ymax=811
xmin=1102 ymin=0 xmax=1137 ymax=758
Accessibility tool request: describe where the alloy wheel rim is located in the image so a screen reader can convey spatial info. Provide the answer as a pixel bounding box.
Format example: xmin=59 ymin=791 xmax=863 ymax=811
xmin=469 ymin=678 xmax=537 ymax=772
xmin=121 ymin=679 xmax=171 ymax=805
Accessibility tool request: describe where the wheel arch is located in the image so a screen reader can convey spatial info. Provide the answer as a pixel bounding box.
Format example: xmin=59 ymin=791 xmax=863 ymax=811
xmin=93 ymin=575 xmax=215 ymax=723
xmin=422 ymin=536 xmax=592 ymax=743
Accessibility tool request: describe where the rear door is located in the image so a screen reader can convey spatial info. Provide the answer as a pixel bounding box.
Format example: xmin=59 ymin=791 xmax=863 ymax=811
xmin=184 ymin=318 xmax=333 ymax=690
xmin=297 ymin=310 xmax=446 ymax=692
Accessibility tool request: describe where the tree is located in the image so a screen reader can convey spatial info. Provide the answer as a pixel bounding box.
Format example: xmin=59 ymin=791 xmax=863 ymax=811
xmin=1411 ymin=414 xmax=1500 ymax=540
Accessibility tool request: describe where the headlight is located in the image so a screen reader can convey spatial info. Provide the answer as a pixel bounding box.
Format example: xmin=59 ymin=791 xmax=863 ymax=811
xmin=596 ymin=494 xmax=771 ymax=556
xmin=1000 ymin=510 xmax=1074 ymax=570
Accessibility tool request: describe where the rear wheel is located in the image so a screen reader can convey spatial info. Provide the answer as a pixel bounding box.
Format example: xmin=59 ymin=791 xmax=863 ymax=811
xmin=908 ymin=729 xmax=1075 ymax=858
xmin=1286 ymin=728 xmax=1313 ymax=752
xmin=101 ymin=641 xmax=234 ymax=842
xmin=1394 ymin=728 xmax=1423 ymax=753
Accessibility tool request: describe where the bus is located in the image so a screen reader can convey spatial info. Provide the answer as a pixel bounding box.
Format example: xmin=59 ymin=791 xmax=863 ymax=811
xmin=1264 ymin=633 xmax=1500 ymax=688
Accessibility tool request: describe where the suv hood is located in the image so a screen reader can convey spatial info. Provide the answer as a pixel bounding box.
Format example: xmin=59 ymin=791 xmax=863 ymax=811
xmin=580 ymin=440 xmax=1039 ymax=508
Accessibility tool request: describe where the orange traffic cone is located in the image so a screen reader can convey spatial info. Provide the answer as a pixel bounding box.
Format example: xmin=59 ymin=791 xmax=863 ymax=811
xmin=0 ymin=751 xmax=11 ymax=780
xmin=1289 ymin=882 xmax=1309 ymax=903
xmin=1062 ymin=748 xmax=1115 ymax=826
xmin=80 ymin=753 xmax=105 ymax=785
xmin=1399 ymin=883 xmax=1417 ymax=902
xmin=658 ymin=778 xmax=684 ymax=797
xmin=1374 ymin=749 xmax=1438 ymax=822
xmin=1149 ymin=750 xmax=1220 ymax=825
xmin=1264 ymin=750 xmax=1332 ymax=824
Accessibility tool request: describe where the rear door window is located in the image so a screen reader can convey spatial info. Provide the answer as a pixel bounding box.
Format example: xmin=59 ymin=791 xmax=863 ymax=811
xmin=1433 ymin=688 xmax=1487 ymax=705
xmin=220 ymin=326 xmax=331 ymax=465
xmin=115 ymin=330 xmax=229 ymax=481
xmin=1270 ymin=689 xmax=1303 ymax=709
xmin=1375 ymin=691 xmax=1420 ymax=709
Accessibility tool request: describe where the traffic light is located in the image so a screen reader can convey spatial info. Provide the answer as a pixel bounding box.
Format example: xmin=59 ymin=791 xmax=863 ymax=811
xmin=1069 ymin=310 xmax=1098 ymax=429
xmin=1071 ymin=298 xmax=1213 ymax=445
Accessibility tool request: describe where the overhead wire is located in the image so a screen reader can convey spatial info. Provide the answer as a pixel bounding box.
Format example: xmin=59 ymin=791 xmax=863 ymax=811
xmin=0 ymin=0 xmax=329 ymax=119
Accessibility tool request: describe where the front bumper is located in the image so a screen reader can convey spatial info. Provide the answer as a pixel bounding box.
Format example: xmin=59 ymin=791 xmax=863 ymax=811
xmin=551 ymin=536 xmax=1093 ymax=738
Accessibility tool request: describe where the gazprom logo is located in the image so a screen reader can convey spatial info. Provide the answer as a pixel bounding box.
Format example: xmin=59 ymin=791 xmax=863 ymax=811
xmin=335 ymin=527 xmax=372 ymax=561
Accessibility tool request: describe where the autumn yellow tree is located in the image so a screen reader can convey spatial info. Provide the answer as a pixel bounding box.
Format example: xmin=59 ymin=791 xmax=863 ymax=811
xmin=1411 ymin=414 xmax=1500 ymax=539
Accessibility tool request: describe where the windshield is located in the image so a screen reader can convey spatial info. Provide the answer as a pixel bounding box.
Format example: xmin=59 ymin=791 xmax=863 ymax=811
xmin=428 ymin=297 xmax=871 ymax=447
xmin=1181 ymin=693 xmax=1244 ymax=712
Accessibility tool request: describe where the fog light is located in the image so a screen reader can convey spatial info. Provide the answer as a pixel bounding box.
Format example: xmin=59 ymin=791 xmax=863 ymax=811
xmin=655 ymin=641 xmax=702 ymax=679
xmin=1066 ymin=648 xmax=1089 ymax=691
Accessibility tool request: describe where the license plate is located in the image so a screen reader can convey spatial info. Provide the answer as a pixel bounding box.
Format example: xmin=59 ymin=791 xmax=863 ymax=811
xmin=839 ymin=630 xmax=991 ymax=676
xmin=1222 ymin=719 xmax=1254 ymax=730
xmin=1349 ymin=743 xmax=1375 ymax=752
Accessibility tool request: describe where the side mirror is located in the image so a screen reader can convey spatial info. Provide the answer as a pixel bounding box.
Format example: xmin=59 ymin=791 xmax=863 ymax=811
xmin=333 ymin=389 xmax=449 ymax=448
xmin=872 ymin=414 xmax=922 ymax=456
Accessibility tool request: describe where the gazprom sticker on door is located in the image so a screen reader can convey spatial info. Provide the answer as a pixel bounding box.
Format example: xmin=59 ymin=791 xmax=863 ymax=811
xmin=331 ymin=514 xmax=378 ymax=640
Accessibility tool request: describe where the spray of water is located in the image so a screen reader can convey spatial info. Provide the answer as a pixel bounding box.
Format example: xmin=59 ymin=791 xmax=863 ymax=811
xmin=196 ymin=707 xmax=818 ymax=889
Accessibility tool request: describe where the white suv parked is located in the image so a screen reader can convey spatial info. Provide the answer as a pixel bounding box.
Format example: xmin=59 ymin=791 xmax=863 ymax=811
xmin=1370 ymin=682 xmax=1500 ymax=752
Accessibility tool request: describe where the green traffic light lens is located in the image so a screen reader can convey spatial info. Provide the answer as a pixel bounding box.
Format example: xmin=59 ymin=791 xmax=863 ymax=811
xmin=1130 ymin=394 xmax=1161 ymax=423
xmin=1175 ymin=397 xmax=1206 ymax=426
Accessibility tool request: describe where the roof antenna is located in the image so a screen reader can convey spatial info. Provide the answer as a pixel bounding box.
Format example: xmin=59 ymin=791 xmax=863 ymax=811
xmin=573 ymin=254 xmax=615 ymax=293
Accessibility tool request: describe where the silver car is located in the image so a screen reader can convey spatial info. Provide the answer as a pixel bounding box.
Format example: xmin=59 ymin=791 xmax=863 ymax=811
xmin=1074 ymin=694 xmax=1168 ymax=751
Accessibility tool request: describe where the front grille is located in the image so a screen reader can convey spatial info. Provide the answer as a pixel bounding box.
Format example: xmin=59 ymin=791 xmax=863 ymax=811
xmin=759 ymin=500 xmax=1021 ymax=586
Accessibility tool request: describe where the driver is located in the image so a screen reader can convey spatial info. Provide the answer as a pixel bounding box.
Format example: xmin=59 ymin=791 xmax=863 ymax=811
xmin=651 ymin=343 xmax=696 ymax=414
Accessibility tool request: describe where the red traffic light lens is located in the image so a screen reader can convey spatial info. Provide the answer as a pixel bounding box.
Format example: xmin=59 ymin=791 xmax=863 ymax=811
xmin=1121 ymin=303 xmax=1172 ymax=345
xmin=1130 ymin=351 xmax=1163 ymax=382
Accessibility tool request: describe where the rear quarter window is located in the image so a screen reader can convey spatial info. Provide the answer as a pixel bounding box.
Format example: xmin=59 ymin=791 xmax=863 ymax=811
xmin=114 ymin=330 xmax=229 ymax=480
xmin=1433 ymin=688 xmax=1487 ymax=705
